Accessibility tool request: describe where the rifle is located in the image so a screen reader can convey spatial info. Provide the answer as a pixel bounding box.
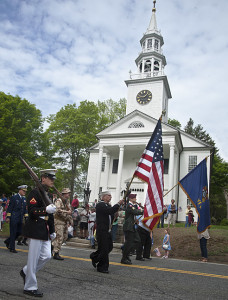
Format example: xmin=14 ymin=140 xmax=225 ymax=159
xmin=19 ymin=156 xmax=52 ymax=206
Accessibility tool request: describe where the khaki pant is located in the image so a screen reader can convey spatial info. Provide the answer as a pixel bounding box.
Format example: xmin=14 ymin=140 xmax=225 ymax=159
xmin=168 ymin=213 xmax=176 ymax=226
xmin=52 ymin=224 xmax=65 ymax=253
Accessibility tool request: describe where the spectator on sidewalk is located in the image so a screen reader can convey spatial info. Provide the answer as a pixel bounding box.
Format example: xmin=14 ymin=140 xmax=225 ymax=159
xmin=185 ymin=205 xmax=191 ymax=227
xmin=167 ymin=199 xmax=177 ymax=227
xmin=71 ymin=195 xmax=79 ymax=209
xmin=80 ymin=204 xmax=89 ymax=238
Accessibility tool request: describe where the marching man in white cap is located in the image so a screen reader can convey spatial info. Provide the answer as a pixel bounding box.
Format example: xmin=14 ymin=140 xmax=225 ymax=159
xmin=90 ymin=191 xmax=124 ymax=273
xmin=4 ymin=185 xmax=28 ymax=252
xmin=20 ymin=169 xmax=57 ymax=298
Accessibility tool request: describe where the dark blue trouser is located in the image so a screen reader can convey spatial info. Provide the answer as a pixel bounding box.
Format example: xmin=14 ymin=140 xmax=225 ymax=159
xmin=6 ymin=218 xmax=22 ymax=250
xmin=200 ymin=237 xmax=208 ymax=258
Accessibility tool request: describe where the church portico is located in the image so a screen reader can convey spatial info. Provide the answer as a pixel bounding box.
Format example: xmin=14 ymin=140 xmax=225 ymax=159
xmin=88 ymin=132 xmax=181 ymax=206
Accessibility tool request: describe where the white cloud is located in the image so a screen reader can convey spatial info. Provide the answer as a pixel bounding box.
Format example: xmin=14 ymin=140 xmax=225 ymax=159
xmin=0 ymin=0 xmax=227 ymax=160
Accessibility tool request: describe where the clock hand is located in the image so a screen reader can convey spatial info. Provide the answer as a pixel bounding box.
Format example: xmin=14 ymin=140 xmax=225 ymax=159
xmin=140 ymin=92 xmax=148 ymax=98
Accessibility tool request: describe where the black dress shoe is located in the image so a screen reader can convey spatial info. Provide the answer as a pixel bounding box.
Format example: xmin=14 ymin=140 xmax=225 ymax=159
xmin=17 ymin=241 xmax=23 ymax=245
xmin=4 ymin=240 xmax=9 ymax=249
xmin=53 ymin=252 xmax=64 ymax=260
xmin=10 ymin=249 xmax=18 ymax=253
xmin=20 ymin=269 xmax=26 ymax=285
xmin=136 ymin=257 xmax=145 ymax=261
xmin=97 ymin=269 xmax=109 ymax=273
xmin=23 ymin=289 xmax=43 ymax=297
xmin=91 ymin=259 xmax=97 ymax=268
xmin=121 ymin=258 xmax=132 ymax=265
xmin=144 ymin=257 xmax=152 ymax=260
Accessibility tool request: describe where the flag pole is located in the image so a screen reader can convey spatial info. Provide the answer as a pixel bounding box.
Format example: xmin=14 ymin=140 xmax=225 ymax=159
xmin=123 ymin=175 xmax=134 ymax=200
xmin=163 ymin=183 xmax=179 ymax=198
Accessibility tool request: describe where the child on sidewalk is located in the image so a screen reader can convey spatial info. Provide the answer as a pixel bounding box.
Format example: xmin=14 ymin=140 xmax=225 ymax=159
xmin=162 ymin=228 xmax=171 ymax=258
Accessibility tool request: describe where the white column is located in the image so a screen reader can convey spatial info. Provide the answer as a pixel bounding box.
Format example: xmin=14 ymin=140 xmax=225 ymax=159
xmin=95 ymin=145 xmax=103 ymax=199
xmin=168 ymin=144 xmax=175 ymax=201
xmin=173 ymin=151 xmax=179 ymax=201
xmin=103 ymin=153 xmax=110 ymax=191
xmin=115 ymin=145 xmax=124 ymax=203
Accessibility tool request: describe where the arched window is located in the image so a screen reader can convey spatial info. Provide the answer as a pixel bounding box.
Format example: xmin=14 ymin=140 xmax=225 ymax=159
xmin=128 ymin=121 xmax=145 ymax=128
xmin=154 ymin=60 xmax=159 ymax=71
xmin=147 ymin=39 xmax=152 ymax=49
xmin=154 ymin=39 xmax=159 ymax=51
xmin=139 ymin=62 xmax=143 ymax=73
xmin=144 ymin=60 xmax=151 ymax=72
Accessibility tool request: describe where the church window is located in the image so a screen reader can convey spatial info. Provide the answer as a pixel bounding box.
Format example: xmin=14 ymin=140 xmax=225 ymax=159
xmin=112 ymin=159 xmax=119 ymax=174
xmin=128 ymin=121 xmax=145 ymax=128
xmin=139 ymin=62 xmax=143 ymax=73
xmin=164 ymin=159 xmax=169 ymax=174
xmin=147 ymin=39 xmax=152 ymax=49
xmin=101 ymin=157 xmax=106 ymax=172
xmin=188 ymin=156 xmax=197 ymax=172
xmin=154 ymin=39 xmax=159 ymax=51
xmin=144 ymin=60 xmax=151 ymax=72
xmin=142 ymin=41 xmax=145 ymax=50
xmin=154 ymin=60 xmax=159 ymax=71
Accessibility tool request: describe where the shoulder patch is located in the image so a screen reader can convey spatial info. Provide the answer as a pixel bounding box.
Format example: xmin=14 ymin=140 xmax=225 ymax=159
xmin=30 ymin=198 xmax=37 ymax=204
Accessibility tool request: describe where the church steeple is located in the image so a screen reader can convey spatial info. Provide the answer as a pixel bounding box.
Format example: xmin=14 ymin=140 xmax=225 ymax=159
xmin=125 ymin=0 xmax=172 ymax=122
xmin=137 ymin=0 xmax=165 ymax=76
xmin=147 ymin=0 xmax=158 ymax=34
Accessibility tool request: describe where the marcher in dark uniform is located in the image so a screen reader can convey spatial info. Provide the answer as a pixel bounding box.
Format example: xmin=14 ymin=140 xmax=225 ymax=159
xmin=20 ymin=169 xmax=57 ymax=298
xmin=136 ymin=215 xmax=152 ymax=260
xmin=121 ymin=194 xmax=143 ymax=265
xmin=90 ymin=191 xmax=123 ymax=273
xmin=4 ymin=185 xmax=28 ymax=252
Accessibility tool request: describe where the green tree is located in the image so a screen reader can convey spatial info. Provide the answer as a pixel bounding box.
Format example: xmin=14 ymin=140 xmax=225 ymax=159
xmin=0 ymin=92 xmax=44 ymax=194
xmin=46 ymin=101 xmax=99 ymax=198
xmin=97 ymin=98 xmax=126 ymax=131
xmin=184 ymin=118 xmax=228 ymax=222
xmin=184 ymin=118 xmax=215 ymax=147
xmin=168 ymin=118 xmax=181 ymax=130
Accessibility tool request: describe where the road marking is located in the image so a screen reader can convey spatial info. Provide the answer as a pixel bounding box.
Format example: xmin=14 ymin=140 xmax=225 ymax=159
xmin=1 ymin=246 xmax=227 ymax=280
xmin=59 ymin=254 xmax=228 ymax=280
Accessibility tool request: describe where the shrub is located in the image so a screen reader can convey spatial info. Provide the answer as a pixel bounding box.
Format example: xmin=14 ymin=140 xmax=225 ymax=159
xmin=220 ymin=218 xmax=228 ymax=226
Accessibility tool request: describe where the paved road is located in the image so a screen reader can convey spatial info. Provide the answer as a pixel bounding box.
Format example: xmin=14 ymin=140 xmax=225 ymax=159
xmin=0 ymin=238 xmax=227 ymax=300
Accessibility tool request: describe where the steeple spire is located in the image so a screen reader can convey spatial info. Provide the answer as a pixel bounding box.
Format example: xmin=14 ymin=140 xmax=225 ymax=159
xmin=147 ymin=0 xmax=159 ymax=34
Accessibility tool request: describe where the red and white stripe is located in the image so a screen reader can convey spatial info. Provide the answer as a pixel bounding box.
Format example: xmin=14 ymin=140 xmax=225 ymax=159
xmin=143 ymin=161 xmax=164 ymax=230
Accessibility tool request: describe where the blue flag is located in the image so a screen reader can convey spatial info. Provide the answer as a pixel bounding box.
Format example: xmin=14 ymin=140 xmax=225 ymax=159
xmin=178 ymin=158 xmax=211 ymax=233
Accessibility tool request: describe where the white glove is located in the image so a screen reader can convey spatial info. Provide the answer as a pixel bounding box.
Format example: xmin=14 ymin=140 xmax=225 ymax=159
xmin=50 ymin=232 xmax=56 ymax=241
xmin=46 ymin=204 xmax=56 ymax=214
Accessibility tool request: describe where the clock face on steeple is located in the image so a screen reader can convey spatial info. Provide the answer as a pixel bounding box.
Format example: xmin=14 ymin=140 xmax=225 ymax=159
xmin=136 ymin=90 xmax=152 ymax=105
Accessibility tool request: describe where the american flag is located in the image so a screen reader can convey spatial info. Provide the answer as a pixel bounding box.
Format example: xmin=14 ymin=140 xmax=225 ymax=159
xmin=134 ymin=119 xmax=164 ymax=231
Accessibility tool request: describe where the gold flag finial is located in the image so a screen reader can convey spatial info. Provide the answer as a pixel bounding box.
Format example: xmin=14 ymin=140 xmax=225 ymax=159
xmin=152 ymin=0 xmax=156 ymax=12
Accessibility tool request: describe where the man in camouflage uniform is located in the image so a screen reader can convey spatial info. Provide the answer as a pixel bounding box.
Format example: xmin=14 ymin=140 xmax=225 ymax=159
xmin=52 ymin=188 xmax=72 ymax=260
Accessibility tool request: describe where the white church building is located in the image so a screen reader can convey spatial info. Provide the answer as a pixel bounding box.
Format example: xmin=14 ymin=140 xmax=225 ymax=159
xmin=86 ymin=4 xmax=213 ymax=222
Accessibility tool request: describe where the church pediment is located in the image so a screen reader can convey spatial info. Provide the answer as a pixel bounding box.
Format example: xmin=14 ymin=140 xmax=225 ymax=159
xmin=96 ymin=110 xmax=177 ymax=138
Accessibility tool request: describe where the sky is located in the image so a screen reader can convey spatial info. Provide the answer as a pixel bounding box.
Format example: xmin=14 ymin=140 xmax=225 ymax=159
xmin=0 ymin=0 xmax=228 ymax=161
